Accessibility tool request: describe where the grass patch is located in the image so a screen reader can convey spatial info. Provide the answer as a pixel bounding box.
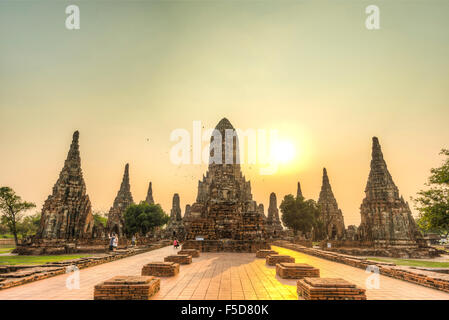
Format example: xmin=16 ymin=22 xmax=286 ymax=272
xmin=0 ymin=234 xmax=21 ymax=239
xmin=0 ymin=247 xmax=15 ymax=254
xmin=368 ymin=257 xmax=449 ymax=268
xmin=0 ymin=254 xmax=91 ymax=265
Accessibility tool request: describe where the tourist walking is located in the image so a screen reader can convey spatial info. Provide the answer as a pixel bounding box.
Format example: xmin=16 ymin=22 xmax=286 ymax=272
xmin=173 ymin=239 xmax=179 ymax=249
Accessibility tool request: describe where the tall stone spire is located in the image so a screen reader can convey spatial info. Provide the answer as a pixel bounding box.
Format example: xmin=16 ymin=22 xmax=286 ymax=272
xmin=106 ymin=163 xmax=134 ymax=236
xmin=145 ymin=182 xmax=154 ymax=205
xmin=365 ymin=137 xmax=400 ymax=201
xmin=164 ymin=193 xmax=185 ymax=239
xmin=297 ymin=181 xmax=303 ymax=198
xmin=170 ymin=193 xmax=182 ymax=221
xmin=38 ymin=131 xmax=94 ymax=239
xmin=266 ymin=192 xmax=283 ymax=237
xmin=358 ymin=137 xmax=422 ymax=242
xmin=184 ymin=204 xmax=191 ymax=219
xmin=317 ymin=168 xmax=345 ymax=240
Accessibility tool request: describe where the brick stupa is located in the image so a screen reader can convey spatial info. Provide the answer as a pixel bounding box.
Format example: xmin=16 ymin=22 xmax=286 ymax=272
xmin=358 ymin=137 xmax=422 ymax=242
xmin=182 ymin=118 xmax=268 ymax=252
xmin=37 ymin=131 xmax=94 ymax=239
xmin=106 ymin=163 xmax=134 ymax=237
xmin=317 ymin=168 xmax=345 ymax=240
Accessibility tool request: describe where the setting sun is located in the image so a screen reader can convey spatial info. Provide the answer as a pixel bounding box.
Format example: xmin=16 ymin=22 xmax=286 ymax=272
xmin=273 ymin=140 xmax=296 ymax=164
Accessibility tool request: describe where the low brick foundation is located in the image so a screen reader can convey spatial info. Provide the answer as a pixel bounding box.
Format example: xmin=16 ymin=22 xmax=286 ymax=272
xmin=256 ymin=249 xmax=278 ymax=258
xmin=297 ymin=277 xmax=366 ymax=300
xmin=178 ymin=249 xmax=200 ymax=258
xmin=266 ymin=254 xmax=295 ymax=266
xmin=274 ymin=240 xmax=449 ymax=294
xmin=94 ymin=276 xmax=160 ymax=300
xmin=141 ymin=262 xmax=180 ymax=277
xmin=276 ymin=263 xmax=320 ymax=279
xmin=164 ymin=254 xmax=192 ymax=265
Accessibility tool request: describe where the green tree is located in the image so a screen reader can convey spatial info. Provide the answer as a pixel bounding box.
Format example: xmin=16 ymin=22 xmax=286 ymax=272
xmin=414 ymin=149 xmax=449 ymax=237
xmin=123 ymin=202 xmax=169 ymax=237
xmin=93 ymin=212 xmax=107 ymax=228
xmin=0 ymin=222 xmax=9 ymax=235
xmin=16 ymin=213 xmax=41 ymax=238
xmin=280 ymin=194 xmax=320 ymax=236
xmin=0 ymin=187 xmax=36 ymax=245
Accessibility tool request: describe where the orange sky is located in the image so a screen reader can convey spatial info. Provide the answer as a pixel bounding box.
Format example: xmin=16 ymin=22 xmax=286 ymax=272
xmin=1 ymin=1 xmax=449 ymax=226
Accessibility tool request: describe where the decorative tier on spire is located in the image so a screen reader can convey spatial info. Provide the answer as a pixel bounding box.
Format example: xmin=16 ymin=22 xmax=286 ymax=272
xmin=358 ymin=137 xmax=422 ymax=242
xmin=145 ymin=182 xmax=154 ymax=205
xmin=106 ymin=163 xmax=134 ymax=236
xmin=37 ymin=131 xmax=94 ymax=239
xmin=317 ymin=168 xmax=345 ymax=240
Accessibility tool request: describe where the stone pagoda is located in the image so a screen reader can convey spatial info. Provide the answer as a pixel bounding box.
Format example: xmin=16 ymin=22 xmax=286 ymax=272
xmin=145 ymin=182 xmax=154 ymax=205
xmin=164 ymin=193 xmax=185 ymax=239
xmin=266 ymin=192 xmax=283 ymax=238
xmin=37 ymin=131 xmax=94 ymax=239
xmin=106 ymin=163 xmax=134 ymax=237
xmin=183 ymin=118 xmax=268 ymax=252
xmin=358 ymin=137 xmax=422 ymax=243
xmin=317 ymin=168 xmax=346 ymax=240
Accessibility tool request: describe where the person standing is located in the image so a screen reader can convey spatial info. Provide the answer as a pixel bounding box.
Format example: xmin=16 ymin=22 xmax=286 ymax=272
xmin=131 ymin=234 xmax=136 ymax=247
xmin=113 ymin=234 xmax=119 ymax=250
xmin=109 ymin=233 xmax=115 ymax=251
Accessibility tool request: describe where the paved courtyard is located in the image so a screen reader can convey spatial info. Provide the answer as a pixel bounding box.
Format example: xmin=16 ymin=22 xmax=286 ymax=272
xmin=0 ymin=245 xmax=448 ymax=300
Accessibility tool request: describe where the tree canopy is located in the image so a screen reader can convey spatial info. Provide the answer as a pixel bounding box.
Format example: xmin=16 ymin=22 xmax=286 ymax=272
xmin=280 ymin=194 xmax=320 ymax=236
xmin=414 ymin=149 xmax=449 ymax=237
xmin=123 ymin=202 xmax=169 ymax=237
xmin=0 ymin=186 xmax=36 ymax=245
xmin=93 ymin=212 xmax=107 ymax=228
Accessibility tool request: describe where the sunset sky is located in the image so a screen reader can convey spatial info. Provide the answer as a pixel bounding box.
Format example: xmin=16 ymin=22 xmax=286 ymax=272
xmin=1 ymin=1 xmax=448 ymax=226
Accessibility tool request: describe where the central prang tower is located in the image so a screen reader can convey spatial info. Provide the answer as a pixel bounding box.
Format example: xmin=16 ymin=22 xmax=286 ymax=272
xmin=183 ymin=118 xmax=268 ymax=251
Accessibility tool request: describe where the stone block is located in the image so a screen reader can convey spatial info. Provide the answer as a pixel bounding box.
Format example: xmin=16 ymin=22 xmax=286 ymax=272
xmin=256 ymin=249 xmax=278 ymax=258
xmin=276 ymin=263 xmax=320 ymax=279
xmin=164 ymin=254 xmax=192 ymax=265
xmin=94 ymin=276 xmax=160 ymax=300
xmin=297 ymin=277 xmax=366 ymax=300
xmin=266 ymin=254 xmax=295 ymax=266
xmin=178 ymin=249 xmax=200 ymax=258
xmin=141 ymin=262 xmax=179 ymax=277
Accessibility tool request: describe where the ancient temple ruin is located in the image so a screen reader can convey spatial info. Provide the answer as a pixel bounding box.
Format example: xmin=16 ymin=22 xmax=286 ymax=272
xmin=317 ymin=168 xmax=346 ymax=240
xmin=37 ymin=131 xmax=94 ymax=239
xmin=266 ymin=192 xmax=284 ymax=238
xmin=358 ymin=137 xmax=422 ymax=243
xmin=164 ymin=193 xmax=185 ymax=239
xmin=183 ymin=118 xmax=268 ymax=252
xmin=106 ymin=163 xmax=134 ymax=237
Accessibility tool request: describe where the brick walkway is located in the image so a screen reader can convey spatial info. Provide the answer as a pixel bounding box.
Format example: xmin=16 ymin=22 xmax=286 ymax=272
xmin=0 ymin=245 xmax=448 ymax=300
